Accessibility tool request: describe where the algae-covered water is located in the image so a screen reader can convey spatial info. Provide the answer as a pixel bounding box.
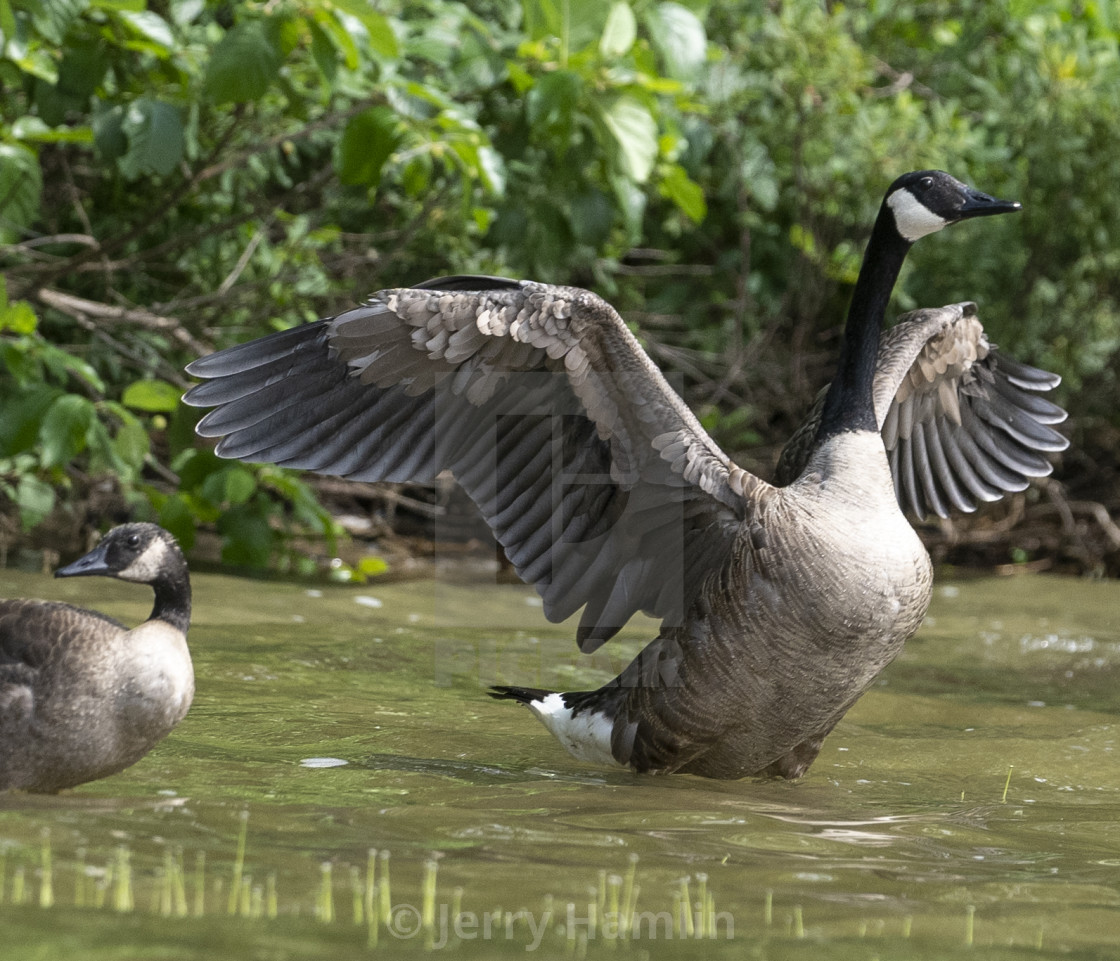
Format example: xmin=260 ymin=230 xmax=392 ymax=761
xmin=1 ymin=566 xmax=1119 ymax=959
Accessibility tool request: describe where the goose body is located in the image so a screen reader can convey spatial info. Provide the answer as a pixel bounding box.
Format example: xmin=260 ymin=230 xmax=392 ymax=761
xmin=531 ymin=428 xmax=933 ymax=778
xmin=184 ymin=171 xmax=1064 ymax=779
xmin=0 ymin=524 xmax=194 ymax=793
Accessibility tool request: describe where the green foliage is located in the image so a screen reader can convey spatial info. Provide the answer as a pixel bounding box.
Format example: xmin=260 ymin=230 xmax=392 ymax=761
xmin=0 ymin=281 xmax=147 ymax=529
xmin=0 ymin=0 xmax=1117 ymax=567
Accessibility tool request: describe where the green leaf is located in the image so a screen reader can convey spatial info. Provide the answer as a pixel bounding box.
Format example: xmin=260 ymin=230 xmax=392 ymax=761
xmin=117 ymin=9 xmax=175 ymax=52
xmin=600 ymin=96 xmax=658 ymax=183
xmin=112 ymin=417 xmax=149 ymax=471
xmin=11 ymin=117 xmax=95 ymax=144
xmin=202 ymin=465 xmax=258 ymax=507
xmin=39 ymin=394 xmax=96 ymax=467
xmin=0 ymin=0 xmax=16 ymax=45
xmin=358 ymin=556 xmax=389 ymax=577
xmin=56 ymin=38 xmax=110 ymax=99
xmin=477 ymin=145 xmax=506 ymax=195
xmin=0 ymin=143 xmax=43 ymax=243
xmin=0 ymin=297 xmax=38 ymax=334
xmin=643 ymin=2 xmax=706 ymax=80
xmin=15 ymin=475 xmax=55 ymax=530
xmin=660 ymin=163 xmax=707 ymax=222
xmin=156 ymin=493 xmax=196 ymax=550
xmin=522 ymin=0 xmax=609 ymax=51
xmin=38 ymin=341 xmax=105 ymax=393
xmin=0 ymin=385 xmax=59 ymax=456
xmin=335 ymin=106 xmax=400 ymax=187
xmin=7 ymin=46 xmax=58 ymax=83
xmin=92 ymin=104 xmax=127 ymax=161
xmin=203 ymin=20 xmax=284 ymax=104
xmin=527 ymin=69 xmax=582 ymax=141
xmin=118 ymin=98 xmax=184 ymax=178
xmin=600 ymin=2 xmax=637 ymax=58
xmin=363 ymin=10 xmax=400 ymax=60
xmin=568 ymin=188 xmax=614 ymax=246
xmin=306 ymin=16 xmax=341 ymax=82
xmin=19 ymin=0 xmax=88 ymax=44
xmin=173 ymin=447 xmax=220 ymax=489
xmin=400 ymin=154 xmax=431 ymax=197
xmin=171 ymin=0 xmax=203 ymax=26
xmin=121 ymin=378 xmax=181 ymax=413
xmin=610 ymin=173 xmax=646 ymax=243
xmin=218 ymin=506 xmax=275 ymax=567
xmin=329 ymin=0 xmax=399 ymax=59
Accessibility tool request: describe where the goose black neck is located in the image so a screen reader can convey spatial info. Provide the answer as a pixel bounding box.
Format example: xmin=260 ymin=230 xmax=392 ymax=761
xmin=816 ymin=209 xmax=912 ymax=440
xmin=149 ymin=564 xmax=192 ymax=636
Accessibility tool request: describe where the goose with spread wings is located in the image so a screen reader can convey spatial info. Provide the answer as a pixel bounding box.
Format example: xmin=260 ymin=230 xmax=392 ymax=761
xmin=184 ymin=170 xmax=1064 ymax=779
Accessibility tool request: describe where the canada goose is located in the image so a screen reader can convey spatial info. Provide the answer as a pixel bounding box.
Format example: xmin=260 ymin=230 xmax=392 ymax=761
xmin=0 ymin=523 xmax=193 ymax=793
xmin=184 ymin=170 xmax=1063 ymax=779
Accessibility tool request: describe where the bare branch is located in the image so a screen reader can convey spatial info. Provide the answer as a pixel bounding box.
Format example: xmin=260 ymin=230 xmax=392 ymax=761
xmin=16 ymin=233 xmax=99 ymax=250
xmin=34 ymin=287 xmax=208 ymax=356
xmin=217 ymin=227 xmax=265 ymax=296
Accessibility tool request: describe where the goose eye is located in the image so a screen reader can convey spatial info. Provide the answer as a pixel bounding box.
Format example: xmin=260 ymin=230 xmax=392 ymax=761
xmin=127 ymin=534 xmax=141 ymax=547
xmin=918 ymin=176 xmax=934 ymax=190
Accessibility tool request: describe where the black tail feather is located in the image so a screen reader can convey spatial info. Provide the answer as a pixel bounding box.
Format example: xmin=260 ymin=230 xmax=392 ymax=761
xmin=489 ymin=685 xmax=554 ymax=704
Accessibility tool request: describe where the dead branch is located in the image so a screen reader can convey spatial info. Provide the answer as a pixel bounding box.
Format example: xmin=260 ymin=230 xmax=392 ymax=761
xmin=1038 ymin=478 xmax=1120 ymax=551
xmin=34 ymin=287 xmax=208 ymax=357
xmin=309 ymin=477 xmax=447 ymax=519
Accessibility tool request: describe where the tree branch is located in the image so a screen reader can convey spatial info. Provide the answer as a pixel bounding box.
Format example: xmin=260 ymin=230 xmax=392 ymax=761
xmin=34 ymin=287 xmax=208 ymax=357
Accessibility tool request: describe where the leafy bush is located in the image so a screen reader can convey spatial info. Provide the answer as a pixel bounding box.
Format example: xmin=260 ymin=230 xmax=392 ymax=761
xmin=1 ymin=0 xmax=1117 ymax=567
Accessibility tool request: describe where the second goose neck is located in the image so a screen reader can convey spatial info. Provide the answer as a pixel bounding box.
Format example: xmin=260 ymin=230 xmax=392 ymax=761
xmin=149 ymin=568 xmax=192 ymax=636
xmin=817 ymin=212 xmax=912 ymax=440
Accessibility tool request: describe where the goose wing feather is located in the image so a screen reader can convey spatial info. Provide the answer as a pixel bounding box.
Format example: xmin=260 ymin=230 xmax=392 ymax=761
xmin=0 ymin=600 xmax=125 ymax=687
xmin=186 ymin=276 xmax=759 ymax=651
xmin=776 ymin=302 xmax=1067 ymax=519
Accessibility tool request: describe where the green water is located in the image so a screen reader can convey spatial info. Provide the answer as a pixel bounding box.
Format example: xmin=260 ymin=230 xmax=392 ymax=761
xmin=1 ymin=567 xmax=1119 ymax=959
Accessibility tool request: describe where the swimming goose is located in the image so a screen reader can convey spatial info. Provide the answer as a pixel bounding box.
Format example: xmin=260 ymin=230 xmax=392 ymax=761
xmin=184 ymin=170 xmax=1060 ymax=779
xmin=0 ymin=523 xmax=194 ymax=793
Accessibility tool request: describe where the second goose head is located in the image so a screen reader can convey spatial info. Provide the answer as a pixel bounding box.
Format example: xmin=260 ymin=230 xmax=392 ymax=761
xmin=56 ymin=523 xmax=191 ymax=634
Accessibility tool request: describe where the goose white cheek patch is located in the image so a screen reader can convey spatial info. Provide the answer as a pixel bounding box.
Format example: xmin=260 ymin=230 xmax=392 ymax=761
xmin=888 ymin=189 xmax=950 ymax=241
xmin=119 ymin=539 xmax=170 ymax=583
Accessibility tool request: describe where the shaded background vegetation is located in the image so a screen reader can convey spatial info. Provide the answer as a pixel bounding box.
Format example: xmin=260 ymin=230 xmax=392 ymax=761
xmin=1 ymin=0 xmax=1118 ymax=576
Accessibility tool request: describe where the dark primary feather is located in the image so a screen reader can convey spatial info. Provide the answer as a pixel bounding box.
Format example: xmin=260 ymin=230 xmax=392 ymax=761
xmin=187 ymin=278 xmax=755 ymax=651
xmin=775 ymin=302 xmax=1067 ymax=518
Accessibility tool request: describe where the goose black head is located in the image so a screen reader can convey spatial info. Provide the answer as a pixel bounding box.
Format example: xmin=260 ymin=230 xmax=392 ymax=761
xmin=55 ymin=523 xmax=183 ymax=585
xmin=885 ymin=170 xmax=1020 ymax=244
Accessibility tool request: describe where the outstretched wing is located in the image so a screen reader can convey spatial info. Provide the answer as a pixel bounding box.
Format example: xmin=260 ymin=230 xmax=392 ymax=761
xmin=877 ymin=303 xmax=1067 ymax=518
xmin=185 ymin=276 xmax=761 ymax=650
xmin=775 ymin=302 xmax=1068 ymax=519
